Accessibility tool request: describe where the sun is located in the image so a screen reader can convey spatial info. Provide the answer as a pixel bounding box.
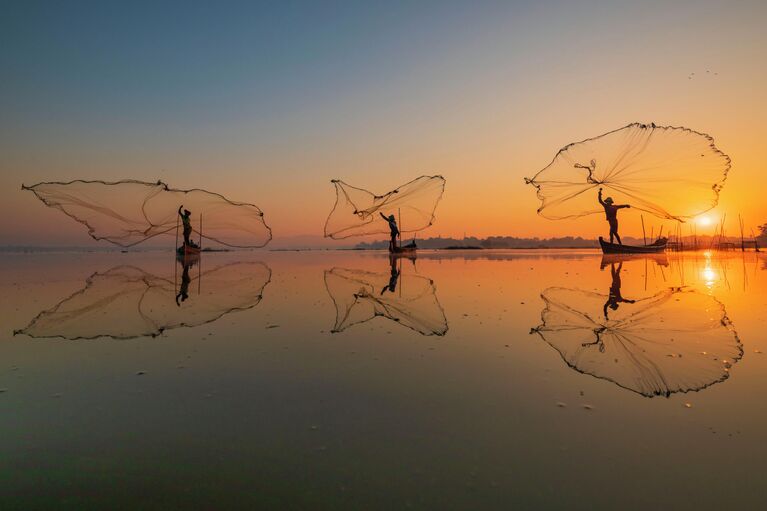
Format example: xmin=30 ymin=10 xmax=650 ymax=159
xmin=697 ymin=215 xmax=712 ymax=226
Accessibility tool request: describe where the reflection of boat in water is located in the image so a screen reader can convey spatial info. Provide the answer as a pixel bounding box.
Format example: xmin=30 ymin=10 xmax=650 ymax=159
xmin=174 ymin=255 xmax=199 ymax=306
xmin=531 ymin=283 xmax=742 ymax=397
xmin=324 ymin=259 xmax=447 ymax=336
xmin=600 ymin=252 xmax=669 ymax=269
xmin=599 ymin=236 xmax=667 ymax=254
xmin=15 ymin=261 xmax=271 ymax=340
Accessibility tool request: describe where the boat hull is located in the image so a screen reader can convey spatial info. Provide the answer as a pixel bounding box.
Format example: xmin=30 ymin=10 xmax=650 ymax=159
xmin=599 ymin=237 xmax=666 ymax=254
xmin=177 ymin=244 xmax=201 ymax=257
xmin=390 ymin=241 xmax=417 ymax=255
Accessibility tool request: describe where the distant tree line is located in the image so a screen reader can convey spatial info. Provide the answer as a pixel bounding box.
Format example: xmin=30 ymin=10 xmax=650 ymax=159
xmin=355 ymin=235 xmax=644 ymax=250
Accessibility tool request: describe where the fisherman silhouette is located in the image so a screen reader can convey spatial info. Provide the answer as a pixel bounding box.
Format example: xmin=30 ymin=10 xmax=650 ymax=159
xmin=178 ymin=205 xmax=195 ymax=247
xmin=380 ymin=212 xmax=399 ymax=252
xmin=176 ymin=258 xmax=194 ymax=306
xmin=380 ymin=255 xmax=401 ymax=295
xmin=603 ymin=261 xmax=636 ymax=320
xmin=598 ymin=188 xmax=630 ymax=244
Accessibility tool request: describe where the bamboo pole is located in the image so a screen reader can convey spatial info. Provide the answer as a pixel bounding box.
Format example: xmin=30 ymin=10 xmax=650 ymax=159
xmin=174 ymin=212 xmax=179 ymax=290
xmin=641 ymin=215 xmax=647 ymax=246
xmin=398 ymin=208 xmax=402 ymax=249
xmin=680 ymin=222 xmax=684 ymax=251
xmin=721 ymin=214 xmax=727 ymax=250
xmin=742 ymin=254 xmax=747 ymax=292
xmin=693 ymin=223 xmax=697 ymax=250
xmin=739 ymin=214 xmax=745 ymax=252
xmin=198 ymin=213 xmax=202 ymax=295
xmin=644 ymin=258 xmax=648 ymax=291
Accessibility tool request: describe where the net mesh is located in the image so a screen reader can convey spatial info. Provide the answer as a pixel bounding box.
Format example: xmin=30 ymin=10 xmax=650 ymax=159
xmin=531 ymin=286 xmax=742 ymax=397
xmin=324 ymin=175 xmax=445 ymax=239
xmin=15 ymin=261 xmax=271 ymax=340
xmin=324 ymin=265 xmax=448 ymax=336
xmin=525 ymin=123 xmax=731 ymax=221
xmin=23 ymin=179 xmax=272 ymax=248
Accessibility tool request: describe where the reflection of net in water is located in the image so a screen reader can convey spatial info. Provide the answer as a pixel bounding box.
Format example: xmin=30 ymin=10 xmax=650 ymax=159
xmin=531 ymin=287 xmax=742 ymax=397
xmin=324 ymin=267 xmax=448 ymax=336
xmin=324 ymin=176 xmax=445 ymax=239
xmin=23 ymin=180 xmax=272 ymax=248
xmin=525 ymin=123 xmax=731 ymax=222
xmin=16 ymin=262 xmax=271 ymax=340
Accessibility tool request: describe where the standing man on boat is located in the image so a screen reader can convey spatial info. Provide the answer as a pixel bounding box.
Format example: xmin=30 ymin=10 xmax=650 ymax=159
xmin=380 ymin=212 xmax=399 ymax=252
xmin=178 ymin=205 xmax=193 ymax=247
xmin=598 ymin=188 xmax=630 ymax=245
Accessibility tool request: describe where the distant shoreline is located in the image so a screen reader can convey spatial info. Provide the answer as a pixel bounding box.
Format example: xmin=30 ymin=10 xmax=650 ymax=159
xmin=0 ymin=245 xmax=606 ymax=254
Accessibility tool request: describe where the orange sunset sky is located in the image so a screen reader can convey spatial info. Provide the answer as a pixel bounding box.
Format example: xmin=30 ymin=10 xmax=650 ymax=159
xmin=1 ymin=1 xmax=766 ymax=247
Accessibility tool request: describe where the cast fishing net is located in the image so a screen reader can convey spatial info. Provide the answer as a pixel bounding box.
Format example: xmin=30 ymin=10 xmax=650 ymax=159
xmin=23 ymin=179 xmax=272 ymax=248
xmin=525 ymin=123 xmax=731 ymax=221
xmin=324 ymin=175 xmax=445 ymax=239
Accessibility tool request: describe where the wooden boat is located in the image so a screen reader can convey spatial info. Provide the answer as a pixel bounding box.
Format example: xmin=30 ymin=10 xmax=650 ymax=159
xmin=390 ymin=240 xmax=417 ymax=255
xmin=177 ymin=243 xmax=201 ymax=257
xmin=599 ymin=236 xmax=667 ymax=254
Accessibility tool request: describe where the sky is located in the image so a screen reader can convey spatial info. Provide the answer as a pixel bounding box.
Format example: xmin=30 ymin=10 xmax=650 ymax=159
xmin=1 ymin=0 xmax=766 ymax=247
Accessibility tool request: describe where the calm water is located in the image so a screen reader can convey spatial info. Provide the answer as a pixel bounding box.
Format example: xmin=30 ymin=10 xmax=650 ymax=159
xmin=1 ymin=249 xmax=766 ymax=510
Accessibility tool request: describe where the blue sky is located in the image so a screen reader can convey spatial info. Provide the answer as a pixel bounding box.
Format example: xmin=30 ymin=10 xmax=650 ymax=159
xmin=2 ymin=1 xmax=766 ymax=245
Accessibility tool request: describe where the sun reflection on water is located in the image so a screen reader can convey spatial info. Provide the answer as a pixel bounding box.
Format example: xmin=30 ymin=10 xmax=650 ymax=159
xmin=701 ymin=251 xmax=718 ymax=289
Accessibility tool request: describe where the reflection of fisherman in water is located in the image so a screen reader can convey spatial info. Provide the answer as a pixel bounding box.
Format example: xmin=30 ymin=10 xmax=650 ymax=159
xmin=603 ymin=262 xmax=635 ymax=319
xmin=380 ymin=255 xmax=400 ymax=295
xmin=380 ymin=212 xmax=399 ymax=252
xmin=598 ymin=188 xmax=631 ymax=245
xmin=176 ymin=258 xmax=196 ymax=306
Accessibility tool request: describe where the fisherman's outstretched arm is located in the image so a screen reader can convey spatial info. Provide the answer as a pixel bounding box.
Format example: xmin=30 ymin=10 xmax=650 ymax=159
xmin=379 ymin=212 xmax=388 ymax=221
xmin=598 ymin=188 xmax=606 ymax=206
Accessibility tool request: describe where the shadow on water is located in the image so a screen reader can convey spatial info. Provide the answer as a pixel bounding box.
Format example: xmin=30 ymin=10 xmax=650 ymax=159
xmin=324 ymin=255 xmax=448 ymax=336
xmin=531 ymin=256 xmax=743 ymax=398
xmin=14 ymin=260 xmax=271 ymax=340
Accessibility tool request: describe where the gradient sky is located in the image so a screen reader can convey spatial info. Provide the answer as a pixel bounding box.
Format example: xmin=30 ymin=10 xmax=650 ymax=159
xmin=1 ymin=0 xmax=766 ymax=246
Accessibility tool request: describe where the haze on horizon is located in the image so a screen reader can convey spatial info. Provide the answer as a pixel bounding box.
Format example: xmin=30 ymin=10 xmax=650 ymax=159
xmin=2 ymin=0 xmax=766 ymax=247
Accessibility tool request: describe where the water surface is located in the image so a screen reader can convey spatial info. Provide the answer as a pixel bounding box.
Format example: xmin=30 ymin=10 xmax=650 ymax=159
xmin=1 ymin=249 xmax=766 ymax=510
